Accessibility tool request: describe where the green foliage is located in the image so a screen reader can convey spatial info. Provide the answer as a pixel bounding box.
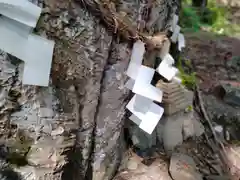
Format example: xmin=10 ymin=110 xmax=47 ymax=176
xmin=185 ymin=105 xmax=193 ymax=112
xmin=179 ymin=71 xmax=197 ymax=90
xmin=180 ymin=0 xmax=240 ymax=35
xmin=177 ymin=58 xmax=196 ymax=90
xmin=180 ymin=5 xmax=201 ymax=32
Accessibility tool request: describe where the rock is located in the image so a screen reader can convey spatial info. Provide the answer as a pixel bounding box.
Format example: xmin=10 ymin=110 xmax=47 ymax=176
xmin=192 ymin=116 xmax=205 ymax=137
xmin=128 ymin=122 xmax=157 ymax=151
xmin=169 ymin=153 xmax=203 ymax=180
xmin=225 ymin=146 xmax=240 ymax=178
xmin=202 ymin=94 xmax=240 ymax=141
xmin=156 ymin=80 xmax=194 ymax=116
xmin=162 ymin=111 xmax=203 ymax=155
xmin=162 ymin=113 xmax=184 ymax=155
xmin=114 ymin=157 xmax=172 ymax=180
xmin=217 ymin=80 xmax=240 ymax=107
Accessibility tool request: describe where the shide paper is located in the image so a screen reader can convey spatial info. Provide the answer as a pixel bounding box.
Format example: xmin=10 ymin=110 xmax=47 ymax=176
xmin=0 ymin=0 xmax=41 ymax=27
xmin=0 ymin=0 xmax=55 ymax=87
xmin=133 ymin=94 xmax=153 ymax=113
xmin=126 ymin=95 xmax=164 ymax=134
xmin=126 ymin=40 xmax=145 ymax=80
xmin=159 ymin=39 xmax=171 ymax=59
xmin=178 ymin=33 xmax=185 ymax=51
xmin=132 ymin=65 xmax=163 ymax=103
xmin=22 ymin=35 xmax=54 ymax=86
xmin=126 ymin=95 xmax=152 ymax=117
xmin=170 ymin=25 xmax=180 ymax=43
xmin=157 ymin=60 xmax=178 ymax=81
xmin=170 ymin=14 xmax=179 ymax=32
xmin=0 ymin=16 xmax=30 ymax=60
xmin=161 ymin=53 xmax=175 ymax=66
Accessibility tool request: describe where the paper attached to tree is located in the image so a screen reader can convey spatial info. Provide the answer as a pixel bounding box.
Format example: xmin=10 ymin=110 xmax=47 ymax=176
xmin=178 ymin=33 xmax=185 ymax=51
xmin=126 ymin=40 xmax=145 ymax=80
xmin=159 ymin=39 xmax=171 ymax=59
xmin=170 ymin=14 xmax=179 ymax=32
xmin=0 ymin=16 xmax=30 ymax=60
xmin=157 ymin=59 xmax=178 ymax=81
xmin=171 ymin=25 xmax=181 ymax=43
xmin=0 ymin=0 xmax=55 ymax=86
xmin=132 ymin=65 xmax=163 ymax=103
xmin=126 ymin=94 xmax=164 ymax=134
xmin=22 ymin=35 xmax=55 ymax=86
xmin=0 ymin=0 xmax=41 ymax=27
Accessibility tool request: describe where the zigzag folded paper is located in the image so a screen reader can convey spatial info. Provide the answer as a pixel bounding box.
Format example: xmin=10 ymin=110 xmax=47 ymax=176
xmin=127 ymin=94 xmax=164 ymax=134
xmin=132 ymin=65 xmax=163 ymax=103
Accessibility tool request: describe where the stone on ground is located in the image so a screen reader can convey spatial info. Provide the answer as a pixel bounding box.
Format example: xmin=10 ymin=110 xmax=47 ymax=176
xmin=169 ymin=153 xmax=203 ymax=180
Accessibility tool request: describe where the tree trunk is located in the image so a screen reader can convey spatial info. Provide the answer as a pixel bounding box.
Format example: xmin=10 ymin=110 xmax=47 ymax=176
xmin=0 ymin=0 xmax=179 ymax=180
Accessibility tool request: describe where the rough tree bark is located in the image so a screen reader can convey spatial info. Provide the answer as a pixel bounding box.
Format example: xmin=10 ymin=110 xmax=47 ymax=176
xmin=0 ymin=0 xmax=179 ymax=180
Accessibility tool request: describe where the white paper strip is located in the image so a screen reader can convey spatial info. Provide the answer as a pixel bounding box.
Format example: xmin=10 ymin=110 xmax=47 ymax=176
xmin=159 ymin=39 xmax=171 ymax=59
xmin=0 ymin=0 xmax=41 ymax=27
xmin=178 ymin=33 xmax=185 ymax=51
xmin=132 ymin=65 xmax=163 ymax=103
xmin=157 ymin=60 xmax=178 ymax=81
xmin=0 ymin=16 xmax=31 ymax=60
xmin=126 ymin=94 xmax=152 ymax=115
xmin=126 ymin=95 xmax=164 ymax=134
xmin=138 ymin=102 xmax=164 ymax=134
xmin=170 ymin=14 xmax=179 ymax=32
xmin=134 ymin=95 xmax=153 ymax=113
xmin=126 ymin=40 xmax=145 ymax=80
xmin=162 ymin=53 xmax=175 ymax=65
xmin=170 ymin=25 xmax=181 ymax=43
xmin=22 ymin=34 xmax=54 ymax=86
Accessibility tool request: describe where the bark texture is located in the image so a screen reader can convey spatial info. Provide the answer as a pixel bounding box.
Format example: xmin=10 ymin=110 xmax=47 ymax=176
xmin=0 ymin=0 xmax=179 ymax=180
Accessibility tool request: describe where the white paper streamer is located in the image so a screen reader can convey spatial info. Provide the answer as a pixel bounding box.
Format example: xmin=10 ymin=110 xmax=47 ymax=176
xmin=157 ymin=60 xmax=178 ymax=81
xmin=132 ymin=65 xmax=163 ymax=103
xmin=0 ymin=16 xmax=30 ymax=60
xmin=126 ymin=40 xmax=145 ymax=80
xmin=178 ymin=33 xmax=185 ymax=51
xmin=170 ymin=14 xmax=179 ymax=32
xmin=0 ymin=0 xmax=41 ymax=27
xmin=159 ymin=39 xmax=171 ymax=59
xmin=162 ymin=53 xmax=175 ymax=65
xmin=171 ymin=25 xmax=181 ymax=43
xmin=22 ymin=35 xmax=55 ymax=86
xmin=126 ymin=95 xmax=164 ymax=134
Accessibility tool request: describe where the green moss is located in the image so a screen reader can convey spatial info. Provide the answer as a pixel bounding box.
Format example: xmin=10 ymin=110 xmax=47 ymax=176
xmin=177 ymin=58 xmax=196 ymax=90
xmin=180 ymin=0 xmax=240 ymax=36
xmin=185 ymin=105 xmax=193 ymax=112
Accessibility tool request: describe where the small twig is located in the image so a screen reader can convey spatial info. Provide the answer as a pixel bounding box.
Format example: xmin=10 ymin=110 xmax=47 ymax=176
xmin=195 ymin=83 xmax=232 ymax=177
